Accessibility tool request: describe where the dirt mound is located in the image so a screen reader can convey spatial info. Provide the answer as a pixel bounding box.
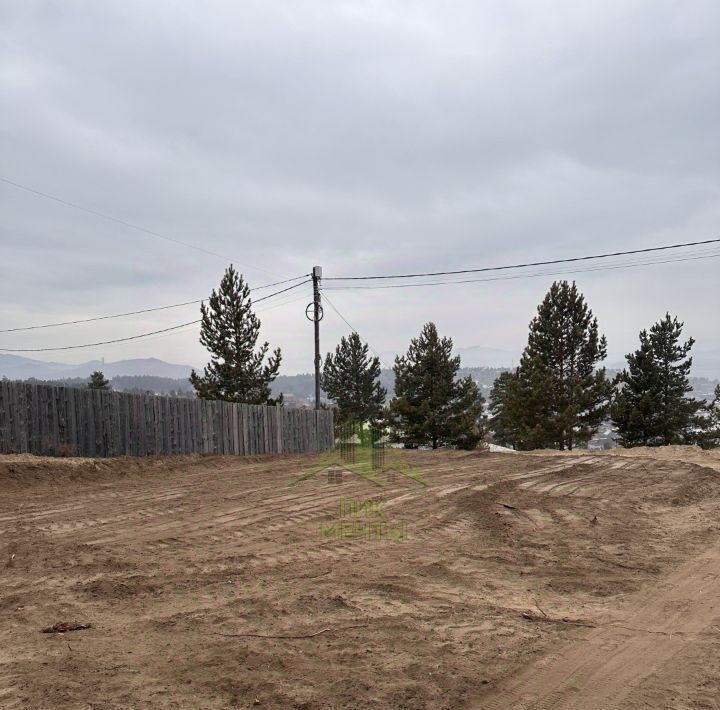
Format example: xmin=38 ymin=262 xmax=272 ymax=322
xmin=0 ymin=453 xmax=169 ymax=488
xmin=0 ymin=452 xmax=290 ymax=488
xmin=605 ymin=444 xmax=720 ymax=469
xmin=526 ymin=444 xmax=720 ymax=471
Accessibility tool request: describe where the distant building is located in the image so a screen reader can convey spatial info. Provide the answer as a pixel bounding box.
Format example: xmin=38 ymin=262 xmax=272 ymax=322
xmin=587 ymin=422 xmax=618 ymax=450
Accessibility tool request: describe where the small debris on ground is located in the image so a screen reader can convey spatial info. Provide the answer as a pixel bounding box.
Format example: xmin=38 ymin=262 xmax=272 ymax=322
xmin=41 ymin=622 xmax=92 ymax=634
xmin=521 ymin=612 xmax=596 ymax=628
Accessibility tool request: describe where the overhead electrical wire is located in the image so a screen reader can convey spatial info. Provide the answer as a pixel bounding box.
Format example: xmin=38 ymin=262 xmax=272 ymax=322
xmin=260 ymin=290 xmax=313 ymax=310
xmin=324 ymin=237 xmax=720 ymax=281
xmin=0 ymin=273 xmax=310 ymax=333
xmin=0 ymin=175 xmax=275 ymax=276
xmin=0 ymin=279 xmax=310 ymax=353
xmin=320 ymin=291 xmax=390 ymax=368
xmin=0 ymin=320 xmax=203 ymax=353
xmin=101 ymin=291 xmax=311 ymax=349
xmin=323 ymin=249 xmax=720 ymax=291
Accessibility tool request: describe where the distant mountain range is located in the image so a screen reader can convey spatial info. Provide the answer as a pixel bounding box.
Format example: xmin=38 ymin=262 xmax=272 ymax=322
xmin=0 ymin=354 xmax=193 ymax=381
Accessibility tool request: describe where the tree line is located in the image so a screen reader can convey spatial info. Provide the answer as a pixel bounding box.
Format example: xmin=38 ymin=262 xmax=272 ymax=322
xmin=487 ymin=283 xmax=719 ymax=450
xmin=186 ymin=266 xmax=720 ymax=450
xmin=325 ymin=282 xmax=719 ymax=450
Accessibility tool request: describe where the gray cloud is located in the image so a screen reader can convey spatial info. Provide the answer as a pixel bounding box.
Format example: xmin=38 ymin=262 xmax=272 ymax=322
xmin=1 ymin=0 xmax=718 ymax=374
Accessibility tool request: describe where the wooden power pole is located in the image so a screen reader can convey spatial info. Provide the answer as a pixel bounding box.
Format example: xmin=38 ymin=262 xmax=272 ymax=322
xmin=312 ymin=266 xmax=322 ymax=410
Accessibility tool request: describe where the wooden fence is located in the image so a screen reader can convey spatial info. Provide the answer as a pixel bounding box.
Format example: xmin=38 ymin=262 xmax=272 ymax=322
xmin=0 ymin=381 xmax=334 ymax=458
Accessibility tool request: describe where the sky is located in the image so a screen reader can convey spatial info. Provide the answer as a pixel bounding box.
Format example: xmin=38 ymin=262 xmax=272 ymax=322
xmin=1 ymin=0 xmax=719 ymax=375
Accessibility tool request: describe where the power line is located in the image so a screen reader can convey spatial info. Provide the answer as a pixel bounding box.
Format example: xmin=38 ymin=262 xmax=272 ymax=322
xmin=98 ymin=291 xmax=311 ymax=350
xmin=0 ymin=280 xmax=310 ymax=352
xmin=0 ymin=175 xmax=275 ymax=276
xmin=320 ymin=291 xmax=391 ymax=368
xmin=255 ymin=291 xmax=312 ymax=313
xmin=323 ymin=249 xmax=720 ymax=291
xmin=0 ymin=273 xmax=310 ymax=333
xmin=325 ymin=237 xmax=720 ymax=281
xmin=0 ymin=320 xmax=202 ymax=353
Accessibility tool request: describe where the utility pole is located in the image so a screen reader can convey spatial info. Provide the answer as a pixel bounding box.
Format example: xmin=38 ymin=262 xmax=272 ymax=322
xmin=312 ymin=266 xmax=322 ymax=410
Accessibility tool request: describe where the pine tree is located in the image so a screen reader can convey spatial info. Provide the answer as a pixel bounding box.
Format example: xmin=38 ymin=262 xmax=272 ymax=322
xmin=322 ymin=332 xmax=386 ymax=426
xmin=488 ymin=370 xmax=520 ymax=448
xmin=88 ymin=371 xmax=111 ymax=390
xmin=609 ymin=329 xmax=662 ymax=446
xmin=490 ymin=281 xmax=612 ymax=450
xmin=190 ymin=265 xmax=282 ymax=404
xmin=389 ymin=322 xmax=485 ymax=450
xmin=611 ymin=314 xmax=702 ymax=446
xmin=448 ymin=373 xmax=487 ymax=450
xmin=698 ymin=385 xmax=720 ymax=450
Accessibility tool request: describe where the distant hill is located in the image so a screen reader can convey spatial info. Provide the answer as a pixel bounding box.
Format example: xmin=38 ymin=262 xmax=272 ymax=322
xmin=0 ymin=354 xmax=193 ymax=381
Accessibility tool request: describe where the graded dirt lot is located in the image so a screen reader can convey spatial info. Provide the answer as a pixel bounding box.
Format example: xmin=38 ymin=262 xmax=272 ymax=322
xmin=1 ymin=446 xmax=720 ymax=709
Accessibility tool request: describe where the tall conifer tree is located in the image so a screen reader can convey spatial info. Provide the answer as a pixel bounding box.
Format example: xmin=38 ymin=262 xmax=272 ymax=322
xmin=322 ymin=332 xmax=386 ymax=426
xmin=611 ymin=314 xmax=701 ymax=446
xmin=490 ymin=281 xmax=612 ymax=450
xmin=389 ymin=322 xmax=484 ymax=449
xmin=190 ymin=265 xmax=282 ymax=404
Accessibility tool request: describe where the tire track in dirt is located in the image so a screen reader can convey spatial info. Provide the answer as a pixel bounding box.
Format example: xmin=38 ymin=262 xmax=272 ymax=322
xmin=478 ymin=540 xmax=720 ymax=709
xmin=68 ymin=458 xmax=572 ymax=556
xmin=56 ymin=460 xmax=482 ymax=547
xmin=0 ymin=454 xmax=634 ymax=565
xmin=1 ymin=461 xmax=315 ymax=538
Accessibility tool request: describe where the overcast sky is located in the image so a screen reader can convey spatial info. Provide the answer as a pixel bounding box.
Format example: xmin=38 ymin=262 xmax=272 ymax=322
xmin=1 ymin=0 xmax=719 ymax=375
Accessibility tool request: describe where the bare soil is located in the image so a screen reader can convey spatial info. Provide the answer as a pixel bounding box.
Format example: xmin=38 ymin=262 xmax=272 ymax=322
xmin=1 ymin=447 xmax=720 ymax=709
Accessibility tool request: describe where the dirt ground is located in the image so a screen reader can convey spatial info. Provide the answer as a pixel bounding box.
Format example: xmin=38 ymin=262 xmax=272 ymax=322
xmin=1 ymin=446 xmax=720 ymax=709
